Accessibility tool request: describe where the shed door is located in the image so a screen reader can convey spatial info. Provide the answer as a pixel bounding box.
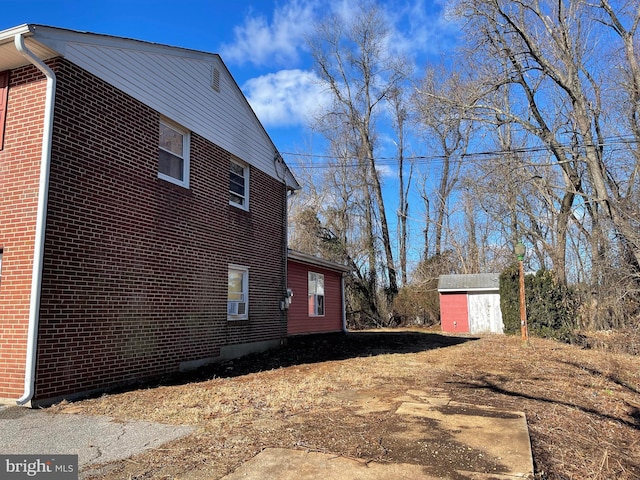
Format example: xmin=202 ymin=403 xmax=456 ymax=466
xmin=468 ymin=292 xmax=503 ymax=334
xmin=440 ymin=292 xmax=469 ymax=333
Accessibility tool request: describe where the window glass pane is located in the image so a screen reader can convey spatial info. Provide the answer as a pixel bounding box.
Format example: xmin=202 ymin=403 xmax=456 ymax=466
xmin=308 ymin=272 xmax=325 ymax=316
xmin=308 ymin=273 xmax=316 ymax=294
xmin=230 ymin=161 xmax=247 ymax=205
xmin=231 ymin=162 xmax=244 ymax=176
xmin=159 ymin=123 xmax=183 ymax=156
xmin=228 ymin=269 xmax=244 ymax=299
xmin=308 ymin=295 xmax=315 ymax=316
xmin=317 ymin=295 xmax=325 ymax=316
xmin=316 ymin=275 xmax=324 ymax=295
xmin=230 ymin=175 xmax=245 ymax=195
xmin=228 ymin=267 xmax=248 ymax=319
xmin=159 ymin=149 xmax=184 ymax=180
xmin=308 ymin=272 xmax=324 ymax=295
xmin=230 ymin=193 xmax=244 ymax=206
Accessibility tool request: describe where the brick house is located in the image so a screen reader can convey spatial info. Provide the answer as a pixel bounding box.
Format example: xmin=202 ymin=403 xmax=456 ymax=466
xmin=0 ymin=24 xmax=299 ymax=406
xmin=438 ymin=274 xmax=504 ymax=334
xmin=286 ymin=250 xmax=350 ymax=336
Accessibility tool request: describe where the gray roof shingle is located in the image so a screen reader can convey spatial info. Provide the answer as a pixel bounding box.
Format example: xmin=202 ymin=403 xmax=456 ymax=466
xmin=437 ymin=273 xmax=501 ymax=292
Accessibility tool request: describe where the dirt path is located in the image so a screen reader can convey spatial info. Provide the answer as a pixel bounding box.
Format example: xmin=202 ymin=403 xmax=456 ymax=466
xmin=49 ymin=329 xmax=640 ymax=480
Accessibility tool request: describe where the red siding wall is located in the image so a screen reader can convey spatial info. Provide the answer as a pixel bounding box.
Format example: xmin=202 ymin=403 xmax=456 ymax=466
xmin=0 ymin=59 xmax=288 ymax=403
xmin=439 ymin=293 xmax=470 ymax=333
xmin=287 ymin=260 xmax=343 ymax=335
xmin=0 ymin=65 xmax=46 ymax=400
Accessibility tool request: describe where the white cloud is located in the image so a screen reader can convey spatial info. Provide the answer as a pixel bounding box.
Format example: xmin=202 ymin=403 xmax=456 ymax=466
xmin=220 ymin=0 xmax=460 ymax=68
xmin=376 ymin=163 xmax=396 ymax=178
xmin=219 ymin=0 xmax=318 ymax=67
xmin=385 ymin=0 xmax=461 ymax=59
xmin=243 ymin=69 xmax=330 ymax=128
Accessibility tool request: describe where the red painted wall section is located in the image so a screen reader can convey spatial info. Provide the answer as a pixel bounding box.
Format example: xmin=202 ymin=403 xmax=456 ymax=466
xmin=440 ymin=293 xmax=470 ymax=333
xmin=287 ymin=260 xmax=343 ymax=335
xmin=0 ymin=64 xmax=47 ymax=400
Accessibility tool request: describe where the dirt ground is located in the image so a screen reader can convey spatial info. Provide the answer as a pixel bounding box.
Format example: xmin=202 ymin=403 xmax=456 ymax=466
xmin=51 ymin=328 xmax=640 ymax=480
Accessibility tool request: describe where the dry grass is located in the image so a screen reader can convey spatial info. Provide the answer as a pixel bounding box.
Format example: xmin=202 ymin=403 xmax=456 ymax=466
xmin=50 ymin=329 xmax=640 ymax=480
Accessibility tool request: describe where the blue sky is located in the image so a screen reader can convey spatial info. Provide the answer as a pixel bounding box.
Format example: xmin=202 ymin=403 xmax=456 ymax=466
xmin=1 ymin=0 xmax=460 ymax=266
xmin=1 ymin=0 xmax=458 ymax=156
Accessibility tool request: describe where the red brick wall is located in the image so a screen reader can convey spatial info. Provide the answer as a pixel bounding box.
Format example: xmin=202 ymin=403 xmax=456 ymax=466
xmin=287 ymin=260 xmax=343 ymax=335
xmin=1 ymin=58 xmax=288 ymax=403
xmin=0 ymin=64 xmax=48 ymax=399
xmin=439 ymin=292 xmax=470 ymax=333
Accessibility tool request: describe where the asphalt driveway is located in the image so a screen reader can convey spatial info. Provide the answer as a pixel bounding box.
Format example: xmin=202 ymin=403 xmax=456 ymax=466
xmin=0 ymin=404 xmax=193 ymax=477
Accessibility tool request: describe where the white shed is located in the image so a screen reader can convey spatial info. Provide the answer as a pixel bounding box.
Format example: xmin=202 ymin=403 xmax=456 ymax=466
xmin=438 ymin=274 xmax=504 ymax=334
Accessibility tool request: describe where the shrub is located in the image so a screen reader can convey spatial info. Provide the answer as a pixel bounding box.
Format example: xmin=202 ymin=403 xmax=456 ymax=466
xmin=499 ymin=263 xmax=521 ymax=335
xmin=500 ymin=264 xmax=577 ymax=340
xmin=391 ymin=282 xmax=440 ymax=327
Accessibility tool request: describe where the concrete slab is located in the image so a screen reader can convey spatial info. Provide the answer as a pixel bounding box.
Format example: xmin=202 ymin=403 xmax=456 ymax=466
xmin=221 ymin=393 xmax=534 ymax=480
xmin=220 ymin=448 xmax=532 ymax=480
xmin=220 ymin=448 xmax=443 ymax=480
xmin=0 ymin=406 xmax=193 ymax=467
xmin=396 ymin=400 xmax=533 ymax=478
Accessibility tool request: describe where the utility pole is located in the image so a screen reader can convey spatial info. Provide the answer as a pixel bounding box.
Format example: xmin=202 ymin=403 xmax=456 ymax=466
xmin=515 ymin=241 xmax=529 ymax=344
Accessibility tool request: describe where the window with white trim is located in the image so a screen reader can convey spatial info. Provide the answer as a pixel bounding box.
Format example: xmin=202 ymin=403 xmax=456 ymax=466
xmin=308 ymin=272 xmax=325 ymax=316
xmin=228 ymin=265 xmax=248 ymax=320
xmin=229 ymin=159 xmax=249 ymax=209
xmin=158 ymin=119 xmax=190 ymax=187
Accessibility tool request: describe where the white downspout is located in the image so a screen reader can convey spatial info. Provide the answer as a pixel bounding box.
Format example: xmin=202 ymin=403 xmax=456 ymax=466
xmin=15 ymin=33 xmax=56 ymax=406
xmin=341 ymin=273 xmax=347 ymax=333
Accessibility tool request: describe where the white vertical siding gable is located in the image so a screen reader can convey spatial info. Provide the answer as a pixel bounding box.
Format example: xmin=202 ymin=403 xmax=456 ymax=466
xmin=29 ymin=26 xmax=293 ymax=186
xmin=65 ymin=42 xmax=271 ymax=175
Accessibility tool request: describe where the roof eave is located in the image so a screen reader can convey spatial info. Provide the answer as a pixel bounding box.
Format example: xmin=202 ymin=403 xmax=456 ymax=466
xmin=288 ymin=249 xmax=351 ymax=272
xmin=0 ymin=24 xmax=61 ymax=71
xmin=0 ymin=24 xmax=33 ymax=44
xmin=438 ymin=287 xmax=500 ymax=293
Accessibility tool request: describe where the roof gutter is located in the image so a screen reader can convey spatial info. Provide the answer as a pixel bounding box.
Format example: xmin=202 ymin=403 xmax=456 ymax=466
xmin=14 ymin=32 xmax=56 ymax=406
xmin=0 ymin=24 xmax=32 ymax=44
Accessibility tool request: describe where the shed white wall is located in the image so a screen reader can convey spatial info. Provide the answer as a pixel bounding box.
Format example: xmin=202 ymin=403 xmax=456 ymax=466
xmin=467 ymin=292 xmax=503 ymax=334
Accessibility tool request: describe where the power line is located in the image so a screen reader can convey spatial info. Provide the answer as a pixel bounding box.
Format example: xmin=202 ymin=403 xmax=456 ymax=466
xmin=281 ymin=135 xmax=640 ymax=169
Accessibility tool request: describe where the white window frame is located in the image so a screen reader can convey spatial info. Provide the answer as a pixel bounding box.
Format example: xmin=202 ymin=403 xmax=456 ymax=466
xmin=229 ymin=158 xmax=249 ymax=210
xmin=228 ymin=265 xmax=249 ymax=321
xmin=158 ymin=118 xmax=190 ymax=188
xmin=308 ymin=272 xmax=325 ymax=317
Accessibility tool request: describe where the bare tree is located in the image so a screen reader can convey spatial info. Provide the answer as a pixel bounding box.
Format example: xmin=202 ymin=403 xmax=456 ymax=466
xmin=309 ymin=0 xmax=410 ymax=304
xmin=389 ymin=86 xmax=413 ymax=286
xmin=288 ymin=126 xmax=384 ymax=322
xmin=414 ymin=64 xmax=474 ymax=258
xmin=447 ymin=0 xmax=640 ymax=283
